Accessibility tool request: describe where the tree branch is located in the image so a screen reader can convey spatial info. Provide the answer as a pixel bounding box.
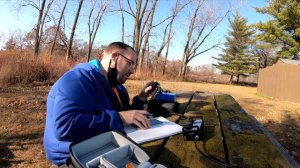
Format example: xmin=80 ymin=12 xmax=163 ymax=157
xmin=20 ymin=3 xmax=39 ymax=10
xmin=190 ymin=8 xmax=230 ymax=56
xmin=152 ymin=16 xmax=173 ymax=28
xmin=188 ymin=43 xmax=222 ymax=62
xmin=126 ymin=0 xmax=135 ymax=17
xmin=108 ymin=9 xmax=135 ymax=17
xmin=140 ymin=0 xmax=149 ymax=21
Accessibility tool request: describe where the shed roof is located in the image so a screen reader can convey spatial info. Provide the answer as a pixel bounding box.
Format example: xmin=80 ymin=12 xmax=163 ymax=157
xmin=279 ymin=58 xmax=300 ymax=65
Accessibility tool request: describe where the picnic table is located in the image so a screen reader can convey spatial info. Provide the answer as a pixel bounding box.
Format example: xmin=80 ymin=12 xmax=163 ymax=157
xmin=142 ymin=91 xmax=299 ymax=168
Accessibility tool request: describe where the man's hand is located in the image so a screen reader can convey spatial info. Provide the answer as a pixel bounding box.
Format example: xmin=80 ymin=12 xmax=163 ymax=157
xmin=119 ymin=110 xmax=151 ymax=129
xmin=137 ymin=80 xmax=159 ymax=102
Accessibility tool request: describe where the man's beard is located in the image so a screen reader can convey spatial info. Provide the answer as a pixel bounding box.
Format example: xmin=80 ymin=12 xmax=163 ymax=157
xmin=107 ymin=58 xmax=120 ymax=87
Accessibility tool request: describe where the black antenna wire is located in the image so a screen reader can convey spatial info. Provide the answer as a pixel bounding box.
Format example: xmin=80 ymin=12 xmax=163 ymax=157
xmin=150 ymin=91 xmax=197 ymax=162
xmin=213 ymin=94 xmax=231 ymax=166
xmin=175 ymin=91 xmax=198 ymax=124
xmin=152 ymin=91 xmax=235 ymax=167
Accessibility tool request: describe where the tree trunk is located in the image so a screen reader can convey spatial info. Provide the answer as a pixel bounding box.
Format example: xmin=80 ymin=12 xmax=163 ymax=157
xmin=263 ymin=51 xmax=268 ymax=68
xmin=49 ymin=0 xmax=69 ymax=56
xmin=34 ymin=0 xmax=46 ymax=57
xmin=66 ymin=0 xmax=84 ymax=60
xmin=179 ymin=63 xmax=188 ymax=80
xmin=138 ymin=0 xmax=157 ymax=74
xmin=229 ymin=74 xmax=233 ymax=84
xmin=119 ymin=0 xmax=125 ymax=42
xmin=137 ymin=48 xmax=145 ymax=73
xmin=236 ymin=74 xmax=240 ymax=84
xmin=179 ymin=1 xmax=230 ymax=79
xmin=162 ymin=28 xmax=172 ymax=75
xmin=153 ymin=57 xmax=158 ymax=76
xmin=153 ymin=45 xmax=164 ymax=76
xmin=163 ymin=21 xmax=173 ymax=75
xmin=146 ymin=42 xmax=150 ymax=69
xmin=87 ymin=44 xmax=92 ymax=61
xmin=178 ymin=53 xmax=188 ymax=79
xmin=40 ymin=0 xmax=55 ymax=41
xmin=163 ymin=0 xmax=189 ymax=75
xmin=126 ymin=0 xmax=149 ymax=70
xmin=133 ymin=0 xmax=142 ymax=56
xmin=87 ymin=1 xmax=107 ymax=62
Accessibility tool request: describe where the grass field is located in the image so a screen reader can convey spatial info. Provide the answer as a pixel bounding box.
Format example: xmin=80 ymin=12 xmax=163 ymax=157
xmin=0 ymin=80 xmax=299 ymax=167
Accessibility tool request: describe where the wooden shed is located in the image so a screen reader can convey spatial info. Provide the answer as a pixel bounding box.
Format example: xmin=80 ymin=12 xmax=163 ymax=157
xmin=258 ymin=59 xmax=300 ymax=103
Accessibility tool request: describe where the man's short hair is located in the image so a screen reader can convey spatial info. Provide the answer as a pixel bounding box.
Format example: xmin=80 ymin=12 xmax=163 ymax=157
xmin=104 ymin=42 xmax=135 ymax=54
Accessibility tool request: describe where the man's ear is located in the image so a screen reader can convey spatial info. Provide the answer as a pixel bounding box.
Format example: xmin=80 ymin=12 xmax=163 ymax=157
xmin=111 ymin=53 xmax=118 ymax=61
xmin=110 ymin=53 xmax=118 ymax=67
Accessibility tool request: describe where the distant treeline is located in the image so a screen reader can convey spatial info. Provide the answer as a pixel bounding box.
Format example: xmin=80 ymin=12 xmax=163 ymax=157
xmin=0 ymin=0 xmax=299 ymax=85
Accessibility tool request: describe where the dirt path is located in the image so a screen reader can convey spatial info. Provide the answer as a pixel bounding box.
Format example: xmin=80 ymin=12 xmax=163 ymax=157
xmin=0 ymin=81 xmax=299 ymax=167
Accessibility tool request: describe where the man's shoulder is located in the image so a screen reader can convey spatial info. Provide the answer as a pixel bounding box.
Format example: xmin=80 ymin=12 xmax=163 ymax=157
xmin=73 ymin=62 xmax=94 ymax=72
xmin=117 ymin=84 xmax=125 ymax=89
xmin=117 ymin=85 xmax=128 ymax=94
xmin=67 ymin=62 xmax=102 ymax=77
xmin=56 ymin=63 xmax=99 ymax=84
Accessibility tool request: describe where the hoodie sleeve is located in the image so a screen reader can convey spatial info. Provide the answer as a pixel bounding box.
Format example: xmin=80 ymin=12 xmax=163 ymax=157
xmin=53 ymin=69 xmax=124 ymax=142
xmin=117 ymin=85 xmax=146 ymax=110
xmin=132 ymin=96 xmax=146 ymax=110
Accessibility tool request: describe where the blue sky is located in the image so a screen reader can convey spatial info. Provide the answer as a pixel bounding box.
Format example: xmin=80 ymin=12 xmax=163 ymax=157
xmin=0 ymin=0 xmax=269 ymax=66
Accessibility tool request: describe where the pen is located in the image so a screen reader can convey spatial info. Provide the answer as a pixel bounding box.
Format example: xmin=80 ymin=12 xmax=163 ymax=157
xmin=146 ymin=113 xmax=153 ymax=119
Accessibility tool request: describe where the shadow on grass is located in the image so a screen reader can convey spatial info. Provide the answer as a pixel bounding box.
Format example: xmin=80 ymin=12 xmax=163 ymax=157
xmin=0 ymin=132 xmax=43 ymax=167
xmin=0 ymin=142 xmax=15 ymax=166
xmin=263 ymin=111 xmax=300 ymax=164
xmin=143 ymin=144 xmax=188 ymax=168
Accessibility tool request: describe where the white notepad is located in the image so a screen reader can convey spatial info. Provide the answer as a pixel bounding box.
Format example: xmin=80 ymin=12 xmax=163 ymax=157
xmin=124 ymin=117 xmax=182 ymax=144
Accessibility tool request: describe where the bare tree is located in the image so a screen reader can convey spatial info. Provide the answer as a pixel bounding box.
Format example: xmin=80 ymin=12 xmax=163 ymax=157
xmin=162 ymin=0 xmax=190 ymax=75
xmin=18 ymin=0 xmax=55 ymax=57
xmin=178 ymin=0 xmax=230 ymax=79
xmin=144 ymin=0 xmax=189 ymax=76
xmin=87 ymin=0 xmax=108 ymax=62
xmin=40 ymin=0 xmax=55 ymax=39
xmin=119 ymin=0 xmax=125 ymax=42
xmin=33 ymin=0 xmax=46 ymax=57
xmin=43 ymin=25 xmax=68 ymax=55
xmin=146 ymin=42 xmax=151 ymax=69
xmin=153 ymin=30 xmax=168 ymax=76
xmin=66 ymin=0 xmax=84 ymax=60
xmin=119 ymin=0 xmax=172 ymax=72
xmin=136 ymin=0 xmax=174 ymax=73
xmin=49 ymin=0 xmax=69 ymax=56
xmin=124 ymin=0 xmax=150 ymax=56
xmin=3 ymin=30 xmax=26 ymax=51
xmin=18 ymin=0 xmax=53 ymax=56
xmin=137 ymin=0 xmax=158 ymax=73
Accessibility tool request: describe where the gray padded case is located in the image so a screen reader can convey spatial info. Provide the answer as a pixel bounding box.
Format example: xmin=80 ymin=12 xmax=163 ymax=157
xmin=69 ymin=131 xmax=151 ymax=168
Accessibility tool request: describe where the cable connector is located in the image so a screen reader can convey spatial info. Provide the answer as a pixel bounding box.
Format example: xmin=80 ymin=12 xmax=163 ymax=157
xmin=182 ymin=118 xmax=204 ymax=141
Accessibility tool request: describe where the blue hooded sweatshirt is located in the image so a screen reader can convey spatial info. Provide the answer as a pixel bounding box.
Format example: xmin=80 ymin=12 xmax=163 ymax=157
xmin=43 ymin=59 xmax=145 ymax=165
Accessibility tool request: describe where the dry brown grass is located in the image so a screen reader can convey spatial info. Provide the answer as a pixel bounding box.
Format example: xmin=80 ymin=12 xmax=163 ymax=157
xmin=0 ymin=52 xmax=74 ymax=86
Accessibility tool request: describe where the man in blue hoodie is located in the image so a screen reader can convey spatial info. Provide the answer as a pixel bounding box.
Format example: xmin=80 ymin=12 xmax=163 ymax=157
xmin=44 ymin=42 xmax=154 ymax=166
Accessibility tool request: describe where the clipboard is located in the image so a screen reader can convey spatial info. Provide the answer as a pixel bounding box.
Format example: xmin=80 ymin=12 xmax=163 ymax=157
xmin=124 ymin=117 xmax=182 ymax=144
